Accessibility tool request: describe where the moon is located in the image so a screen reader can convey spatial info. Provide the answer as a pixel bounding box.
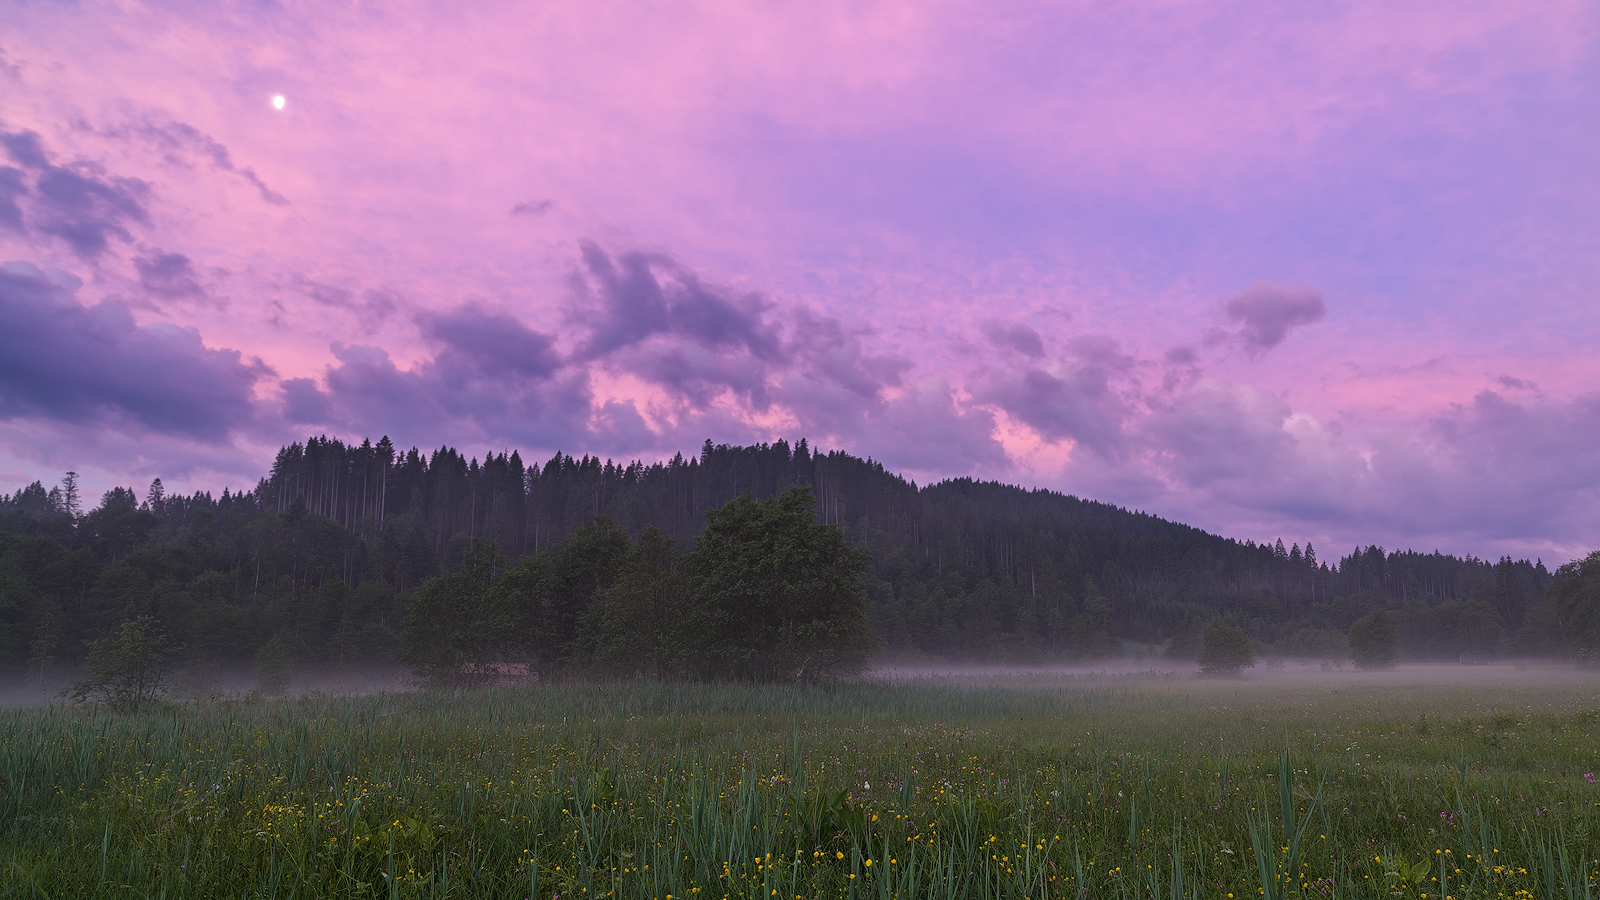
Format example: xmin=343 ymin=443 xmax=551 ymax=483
xmin=271 ymin=95 xmax=286 ymax=110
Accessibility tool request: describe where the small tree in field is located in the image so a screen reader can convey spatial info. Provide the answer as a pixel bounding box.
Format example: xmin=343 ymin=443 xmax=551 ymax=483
xmin=1348 ymin=608 xmax=1400 ymax=670
xmin=66 ymin=617 xmax=171 ymax=711
xmin=1196 ymin=618 xmax=1256 ymax=677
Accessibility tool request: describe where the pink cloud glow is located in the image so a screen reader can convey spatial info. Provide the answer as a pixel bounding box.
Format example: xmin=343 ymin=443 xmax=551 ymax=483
xmin=0 ymin=0 xmax=1597 ymax=560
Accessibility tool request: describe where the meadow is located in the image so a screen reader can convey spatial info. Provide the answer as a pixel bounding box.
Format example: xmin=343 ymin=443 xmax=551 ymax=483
xmin=2 ymin=666 xmax=1599 ymax=899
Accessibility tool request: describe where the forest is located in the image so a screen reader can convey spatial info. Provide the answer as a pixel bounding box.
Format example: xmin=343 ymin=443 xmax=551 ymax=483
xmin=3 ymin=434 xmax=1598 ymax=684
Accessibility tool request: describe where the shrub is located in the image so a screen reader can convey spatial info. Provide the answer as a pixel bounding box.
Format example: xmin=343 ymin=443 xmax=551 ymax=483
xmin=65 ymin=616 xmax=171 ymax=712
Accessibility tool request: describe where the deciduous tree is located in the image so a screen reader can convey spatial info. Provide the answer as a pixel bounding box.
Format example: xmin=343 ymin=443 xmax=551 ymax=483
xmin=66 ymin=616 xmax=171 ymax=711
xmin=1348 ymin=608 xmax=1400 ymax=669
xmin=681 ymin=487 xmax=876 ymax=681
xmin=1196 ymin=617 xmax=1256 ymax=677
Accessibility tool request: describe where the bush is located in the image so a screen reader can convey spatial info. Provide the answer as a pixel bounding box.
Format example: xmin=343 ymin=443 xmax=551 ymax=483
xmin=1195 ymin=618 xmax=1256 ymax=677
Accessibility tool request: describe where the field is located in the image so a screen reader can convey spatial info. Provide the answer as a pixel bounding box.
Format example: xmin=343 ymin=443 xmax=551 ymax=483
xmin=3 ymin=666 xmax=1599 ymax=899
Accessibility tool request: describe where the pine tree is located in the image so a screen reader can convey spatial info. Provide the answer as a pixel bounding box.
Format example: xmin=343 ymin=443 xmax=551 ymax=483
xmin=61 ymin=471 xmax=81 ymax=518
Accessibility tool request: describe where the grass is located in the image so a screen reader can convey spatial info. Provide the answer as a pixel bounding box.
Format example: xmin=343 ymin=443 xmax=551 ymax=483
xmin=2 ymin=666 xmax=1599 ymax=898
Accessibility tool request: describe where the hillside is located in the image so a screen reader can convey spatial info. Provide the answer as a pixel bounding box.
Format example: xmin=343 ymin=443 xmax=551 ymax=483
xmin=0 ymin=435 xmax=1573 ymax=677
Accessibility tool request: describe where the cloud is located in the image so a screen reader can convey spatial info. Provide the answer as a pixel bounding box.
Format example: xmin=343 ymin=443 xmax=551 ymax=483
xmin=288 ymin=243 xmax=973 ymax=473
xmin=299 ymin=313 xmax=588 ymax=448
xmin=975 ymin=334 xmax=1135 ymax=458
xmin=1496 ymin=374 xmax=1539 ymax=393
xmin=417 ymin=304 xmax=561 ymax=381
xmin=568 ymin=241 xmax=798 ymax=406
xmin=1 ymin=128 xmax=151 ymax=258
xmin=97 ymin=118 xmax=286 ymax=204
xmin=573 ymin=240 xmax=783 ymax=361
xmin=1126 ymin=376 xmax=1600 ymax=556
xmin=135 ymin=250 xmax=209 ymax=301
xmin=294 ymin=276 xmax=397 ymax=331
xmin=0 ymin=166 xmax=24 ymax=230
xmin=1 ymin=131 xmax=49 ymax=169
xmin=281 ymin=376 xmax=331 ymax=424
xmin=1222 ymin=282 xmax=1326 ymax=354
xmin=786 ymin=308 xmax=911 ymax=400
xmin=980 ymin=318 xmax=1045 ymax=358
xmin=0 ymin=262 xmax=265 ymax=440
xmin=1164 ymin=346 xmax=1196 ymax=366
xmin=854 ymin=377 xmax=1007 ymax=475
xmin=510 ymin=200 xmax=553 ymax=216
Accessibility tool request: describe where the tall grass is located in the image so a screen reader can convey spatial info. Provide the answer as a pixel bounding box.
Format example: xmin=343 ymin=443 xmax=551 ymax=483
xmin=2 ymin=672 xmax=1598 ymax=898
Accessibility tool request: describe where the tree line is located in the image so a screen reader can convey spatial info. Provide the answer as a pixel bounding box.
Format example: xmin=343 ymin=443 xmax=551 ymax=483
xmin=3 ymin=435 xmax=1598 ymax=689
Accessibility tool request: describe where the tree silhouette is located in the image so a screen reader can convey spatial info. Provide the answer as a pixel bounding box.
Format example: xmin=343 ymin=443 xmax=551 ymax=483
xmin=66 ymin=617 xmax=171 ymax=711
xmin=1196 ymin=618 xmax=1256 ymax=676
xmin=1348 ymin=608 xmax=1400 ymax=669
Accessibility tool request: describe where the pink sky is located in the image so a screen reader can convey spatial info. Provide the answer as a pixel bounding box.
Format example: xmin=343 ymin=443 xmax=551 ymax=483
xmin=1 ymin=0 xmax=1597 ymax=562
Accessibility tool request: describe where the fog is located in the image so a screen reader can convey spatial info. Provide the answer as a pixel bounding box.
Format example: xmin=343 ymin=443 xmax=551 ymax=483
xmin=864 ymin=659 xmax=1600 ymax=691
xmin=0 ymin=667 xmax=412 ymax=709
xmin=5 ymin=658 xmax=1596 ymax=711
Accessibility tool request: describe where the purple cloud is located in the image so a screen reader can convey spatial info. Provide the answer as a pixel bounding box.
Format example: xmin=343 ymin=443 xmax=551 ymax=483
xmin=294 ymin=277 xmax=397 ymax=332
xmin=976 ymin=334 xmax=1135 ymax=457
xmin=0 ymin=262 xmax=264 ymax=439
xmin=1496 ymin=374 xmax=1538 ymax=393
xmin=95 ymin=118 xmax=286 ymax=205
xmin=786 ymin=309 xmax=911 ymax=400
xmin=0 ymin=166 xmax=23 ymax=230
xmin=299 ymin=332 xmax=596 ymax=451
xmin=281 ymin=376 xmax=332 ymax=424
xmin=981 ymin=319 xmax=1045 ymax=358
xmin=573 ymin=240 xmax=783 ymax=362
xmin=2 ymin=129 xmax=151 ymax=258
xmin=1222 ymin=282 xmax=1326 ymax=354
xmin=418 ymin=304 xmax=561 ymax=381
xmin=135 ymin=251 xmax=208 ymax=301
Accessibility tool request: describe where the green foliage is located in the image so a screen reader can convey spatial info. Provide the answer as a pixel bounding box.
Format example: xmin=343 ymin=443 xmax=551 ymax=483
xmin=1276 ymin=626 xmax=1349 ymax=662
xmin=506 ymin=517 xmax=631 ymax=676
xmin=253 ymin=635 xmax=293 ymax=696
xmin=1195 ymin=617 xmax=1256 ymax=676
xmin=1070 ymin=576 xmax=1117 ymax=658
xmin=680 ymin=487 xmax=877 ymax=681
xmin=1549 ymin=551 xmax=1600 ymax=662
xmin=1164 ymin=615 xmax=1200 ymax=661
xmin=397 ymin=489 xmax=877 ymax=683
xmin=1349 ymin=608 xmax=1400 ymax=669
xmin=578 ymin=526 xmax=684 ymax=677
xmin=65 ymin=616 xmax=171 ymax=712
xmin=396 ymin=540 xmax=511 ymax=686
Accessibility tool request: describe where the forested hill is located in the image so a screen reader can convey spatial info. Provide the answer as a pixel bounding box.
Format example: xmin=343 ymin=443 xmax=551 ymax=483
xmin=0 ymin=435 xmax=1586 ymax=678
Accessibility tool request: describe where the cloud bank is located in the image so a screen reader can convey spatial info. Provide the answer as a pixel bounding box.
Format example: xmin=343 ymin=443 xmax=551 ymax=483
xmin=0 ymin=0 xmax=1596 ymax=562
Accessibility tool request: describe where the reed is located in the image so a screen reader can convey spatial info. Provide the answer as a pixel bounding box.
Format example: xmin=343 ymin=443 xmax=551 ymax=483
xmin=2 ymin=671 xmax=1598 ymax=898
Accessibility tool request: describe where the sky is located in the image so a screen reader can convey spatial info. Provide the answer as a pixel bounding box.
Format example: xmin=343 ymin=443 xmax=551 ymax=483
xmin=1 ymin=0 xmax=1597 ymax=563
